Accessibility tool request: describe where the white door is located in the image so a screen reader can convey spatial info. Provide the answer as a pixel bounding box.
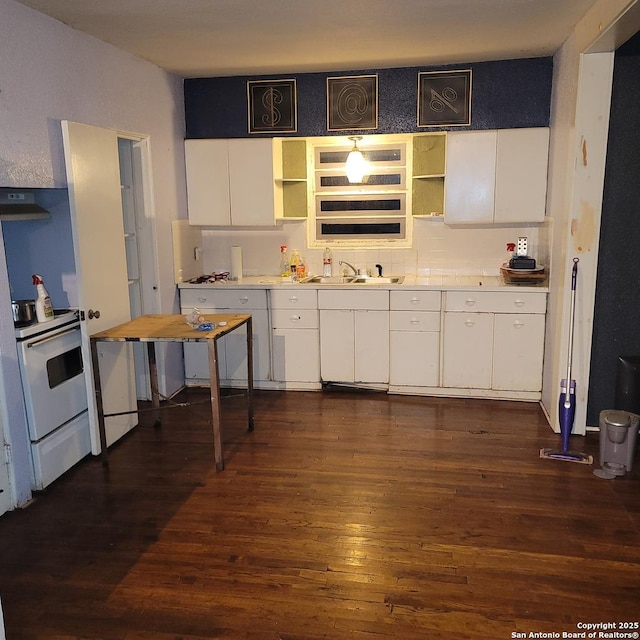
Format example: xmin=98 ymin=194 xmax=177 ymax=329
xmin=62 ymin=121 xmax=137 ymax=454
xmin=0 ymin=448 xmax=11 ymax=516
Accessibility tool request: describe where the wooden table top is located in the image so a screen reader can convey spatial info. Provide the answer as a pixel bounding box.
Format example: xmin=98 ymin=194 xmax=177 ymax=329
xmin=90 ymin=313 xmax=251 ymax=343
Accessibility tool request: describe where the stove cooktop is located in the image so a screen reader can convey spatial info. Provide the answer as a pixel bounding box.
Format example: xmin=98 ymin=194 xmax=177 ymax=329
xmin=14 ymin=309 xmax=79 ymax=339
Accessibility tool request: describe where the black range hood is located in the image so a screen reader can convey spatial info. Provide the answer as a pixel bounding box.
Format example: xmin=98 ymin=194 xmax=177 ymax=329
xmin=0 ymin=188 xmax=50 ymax=221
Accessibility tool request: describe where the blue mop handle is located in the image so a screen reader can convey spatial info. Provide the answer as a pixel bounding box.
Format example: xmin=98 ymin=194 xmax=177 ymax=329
xmin=564 ymin=257 xmax=579 ymax=409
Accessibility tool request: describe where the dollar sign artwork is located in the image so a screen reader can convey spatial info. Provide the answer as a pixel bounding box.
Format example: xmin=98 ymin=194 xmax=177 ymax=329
xmin=261 ymin=87 xmax=283 ymax=127
xmin=248 ymin=79 xmax=296 ymax=133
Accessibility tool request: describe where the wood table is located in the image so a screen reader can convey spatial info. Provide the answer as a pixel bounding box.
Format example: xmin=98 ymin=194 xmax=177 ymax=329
xmin=89 ymin=313 xmax=254 ymax=471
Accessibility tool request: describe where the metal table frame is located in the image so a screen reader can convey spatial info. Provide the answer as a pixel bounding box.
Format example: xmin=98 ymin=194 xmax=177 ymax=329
xmin=89 ymin=313 xmax=254 ymax=471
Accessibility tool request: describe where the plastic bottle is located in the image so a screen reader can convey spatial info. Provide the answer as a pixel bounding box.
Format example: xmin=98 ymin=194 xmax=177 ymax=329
xmin=32 ymin=274 xmax=54 ymax=322
xmin=290 ymin=249 xmax=301 ymax=281
xmin=296 ymin=255 xmax=306 ymax=281
xmin=279 ymin=245 xmax=290 ymax=278
xmin=322 ymin=247 xmax=333 ymax=277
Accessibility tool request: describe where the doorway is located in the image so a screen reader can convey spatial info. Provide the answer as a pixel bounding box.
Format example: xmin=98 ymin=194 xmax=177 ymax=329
xmin=118 ymin=136 xmax=158 ymax=401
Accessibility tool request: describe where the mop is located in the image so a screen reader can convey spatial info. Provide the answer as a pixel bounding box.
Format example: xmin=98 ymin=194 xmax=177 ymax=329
xmin=540 ymin=257 xmax=593 ymax=464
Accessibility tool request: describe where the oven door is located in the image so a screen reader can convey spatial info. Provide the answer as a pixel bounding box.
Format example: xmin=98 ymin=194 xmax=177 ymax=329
xmin=18 ymin=322 xmax=87 ymax=441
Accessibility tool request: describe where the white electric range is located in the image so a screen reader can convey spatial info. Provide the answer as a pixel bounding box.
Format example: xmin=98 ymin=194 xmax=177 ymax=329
xmin=14 ymin=310 xmax=91 ymax=490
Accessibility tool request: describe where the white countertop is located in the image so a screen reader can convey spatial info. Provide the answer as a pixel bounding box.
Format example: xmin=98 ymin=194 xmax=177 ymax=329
xmin=178 ymin=274 xmax=548 ymax=293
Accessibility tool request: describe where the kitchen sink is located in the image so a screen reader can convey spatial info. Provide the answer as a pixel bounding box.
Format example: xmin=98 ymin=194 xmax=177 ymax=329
xmin=301 ymin=275 xmax=404 ymax=285
xmin=302 ymin=275 xmax=357 ymax=284
xmin=352 ymin=276 xmax=404 ymax=284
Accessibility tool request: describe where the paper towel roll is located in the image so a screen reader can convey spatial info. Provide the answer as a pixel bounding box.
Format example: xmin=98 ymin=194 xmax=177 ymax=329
xmin=230 ymin=246 xmax=243 ymax=281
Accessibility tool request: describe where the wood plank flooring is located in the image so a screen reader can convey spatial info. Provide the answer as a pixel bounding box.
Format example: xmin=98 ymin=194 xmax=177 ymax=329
xmin=0 ymin=388 xmax=638 ymax=639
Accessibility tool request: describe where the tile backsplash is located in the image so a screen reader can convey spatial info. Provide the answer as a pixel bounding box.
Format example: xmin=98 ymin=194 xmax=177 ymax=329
xmin=200 ymin=218 xmax=550 ymax=278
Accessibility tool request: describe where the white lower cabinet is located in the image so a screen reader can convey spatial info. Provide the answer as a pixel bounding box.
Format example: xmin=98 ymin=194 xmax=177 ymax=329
xmin=389 ymin=290 xmax=442 ymax=387
xmin=270 ymin=289 xmax=320 ymax=386
xmin=318 ymin=290 xmax=389 ymax=385
xmin=176 ymin=284 xmax=547 ymax=399
xmin=442 ymin=291 xmax=547 ymax=393
xmin=180 ymin=288 xmax=270 ymax=385
xmin=442 ymin=312 xmax=494 ymax=388
xmin=492 ymin=313 xmax=546 ymax=391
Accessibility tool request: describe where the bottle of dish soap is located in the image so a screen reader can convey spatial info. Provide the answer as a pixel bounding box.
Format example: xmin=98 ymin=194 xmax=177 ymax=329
xmin=279 ymin=245 xmax=290 ymax=279
xmin=32 ymin=274 xmax=54 ymax=322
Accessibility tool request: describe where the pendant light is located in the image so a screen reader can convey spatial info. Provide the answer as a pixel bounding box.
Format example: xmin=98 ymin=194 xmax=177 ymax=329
xmin=346 ymin=136 xmax=368 ymax=184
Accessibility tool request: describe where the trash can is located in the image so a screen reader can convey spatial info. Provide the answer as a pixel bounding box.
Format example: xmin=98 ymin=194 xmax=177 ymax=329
xmin=597 ymin=410 xmax=639 ymax=477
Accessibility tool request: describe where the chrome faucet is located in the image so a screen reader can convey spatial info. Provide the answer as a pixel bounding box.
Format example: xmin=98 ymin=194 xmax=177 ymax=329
xmin=339 ymin=260 xmax=359 ymax=276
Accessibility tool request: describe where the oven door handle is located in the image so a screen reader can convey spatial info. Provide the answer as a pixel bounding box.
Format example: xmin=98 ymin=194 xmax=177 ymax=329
xmin=26 ymin=325 xmax=81 ymax=348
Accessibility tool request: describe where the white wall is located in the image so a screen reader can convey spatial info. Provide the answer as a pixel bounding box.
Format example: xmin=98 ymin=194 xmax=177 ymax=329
xmin=199 ymin=219 xmax=546 ymax=279
xmin=0 ymin=0 xmax=188 ymax=505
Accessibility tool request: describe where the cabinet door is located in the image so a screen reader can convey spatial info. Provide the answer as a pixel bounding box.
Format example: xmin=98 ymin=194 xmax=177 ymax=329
xmin=492 ymin=314 xmax=545 ymax=391
xmin=272 ymin=329 xmax=320 ymax=383
xmin=494 ymin=128 xmax=549 ymax=223
xmin=442 ymin=312 xmax=493 ymax=388
xmin=444 ymin=131 xmax=497 ymax=224
xmin=355 ymin=310 xmax=389 ymax=384
xmin=320 ymin=310 xmax=354 ymax=382
xmin=390 ymin=331 xmax=440 ymax=387
xmin=183 ymin=341 xmax=229 ymax=382
xmin=228 ymin=139 xmax=276 ymax=226
xmin=223 ymin=309 xmax=270 ymax=383
xmin=185 ymin=139 xmax=231 ymax=225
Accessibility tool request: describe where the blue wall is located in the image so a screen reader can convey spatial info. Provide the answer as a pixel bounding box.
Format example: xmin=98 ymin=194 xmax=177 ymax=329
xmin=185 ymin=58 xmax=552 ymax=139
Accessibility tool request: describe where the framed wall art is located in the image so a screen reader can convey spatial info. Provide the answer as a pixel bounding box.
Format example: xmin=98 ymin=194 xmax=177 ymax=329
xmin=247 ymin=79 xmax=297 ymax=134
xmin=417 ymin=69 xmax=472 ymax=127
xmin=327 ymin=74 xmax=378 ymax=131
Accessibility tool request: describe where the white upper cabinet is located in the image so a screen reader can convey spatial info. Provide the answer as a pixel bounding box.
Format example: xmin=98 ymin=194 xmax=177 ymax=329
xmin=185 ymin=138 xmax=279 ymax=226
xmin=444 ymin=128 xmax=549 ymax=224
xmin=494 ymin=128 xmax=549 ymax=223
xmin=444 ymin=130 xmax=497 ymax=224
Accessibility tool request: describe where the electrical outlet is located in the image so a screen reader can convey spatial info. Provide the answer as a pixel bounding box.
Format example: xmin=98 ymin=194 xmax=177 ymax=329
xmin=516 ymin=237 xmax=528 ymax=256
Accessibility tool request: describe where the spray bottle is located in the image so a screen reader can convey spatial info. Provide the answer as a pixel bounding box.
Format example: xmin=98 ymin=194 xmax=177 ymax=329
xmin=32 ymin=274 xmax=54 ymax=322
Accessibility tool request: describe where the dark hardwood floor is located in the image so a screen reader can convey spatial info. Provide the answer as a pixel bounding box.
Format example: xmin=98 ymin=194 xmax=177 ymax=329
xmin=0 ymin=388 xmax=638 ymax=639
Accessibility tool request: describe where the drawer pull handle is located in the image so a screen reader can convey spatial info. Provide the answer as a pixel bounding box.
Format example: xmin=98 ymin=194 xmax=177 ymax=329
xmin=514 ymin=299 xmax=525 ymax=307
xmin=513 ymin=321 xmax=525 ymax=329
xmin=197 ymin=297 xmax=207 ymax=303
xmin=465 ymin=298 xmax=476 ymax=307
xmin=464 ymin=319 xmax=475 ymax=327
xmin=410 ymin=297 xmax=420 ymax=305
xmin=290 ymin=315 xmax=301 ymax=323
xmin=410 ymin=318 xmax=420 ymax=325
xmin=239 ymin=296 xmax=249 ymax=304
xmin=289 ymin=296 xmax=299 ymax=303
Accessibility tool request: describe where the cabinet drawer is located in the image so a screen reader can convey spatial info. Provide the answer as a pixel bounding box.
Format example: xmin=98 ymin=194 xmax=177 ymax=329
xmin=270 ymin=289 xmax=318 ymax=309
xmin=180 ymin=288 xmax=267 ymax=310
xmin=318 ymin=289 xmax=388 ymax=310
xmin=272 ymin=308 xmax=319 ymax=329
xmin=390 ymin=290 xmax=441 ymax=311
xmin=444 ymin=290 xmax=546 ymax=313
xmin=390 ymin=311 xmax=440 ymax=332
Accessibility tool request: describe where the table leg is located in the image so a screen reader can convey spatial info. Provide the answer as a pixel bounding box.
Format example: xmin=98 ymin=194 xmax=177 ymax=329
xmin=246 ymin=316 xmax=254 ymax=432
xmin=208 ymin=338 xmax=224 ymax=471
xmin=90 ymin=338 xmax=109 ymax=466
xmin=146 ymin=342 xmax=161 ymax=427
